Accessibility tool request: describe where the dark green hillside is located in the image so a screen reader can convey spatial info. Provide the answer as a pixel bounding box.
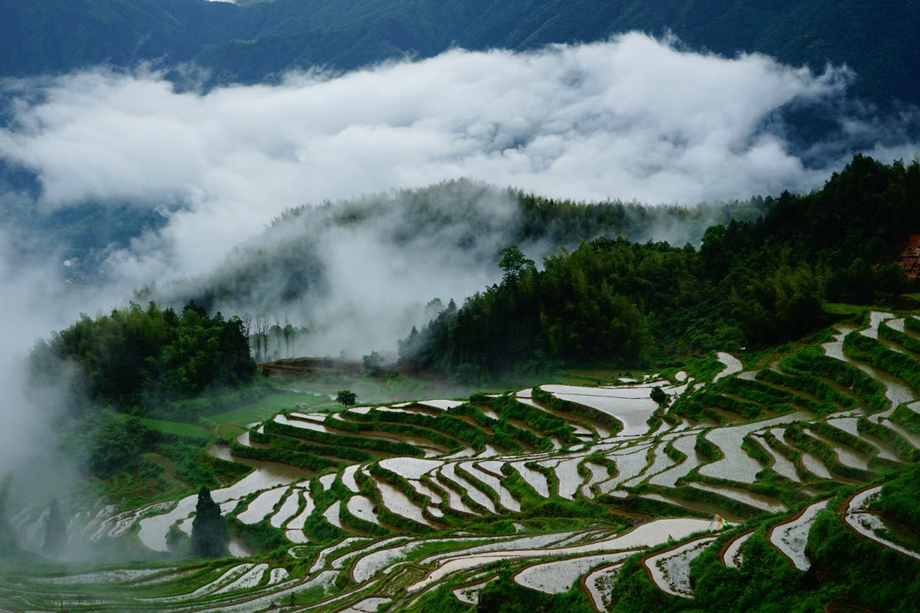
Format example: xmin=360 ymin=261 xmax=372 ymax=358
xmin=31 ymin=299 xmax=256 ymax=413
xmin=0 ymin=0 xmax=224 ymax=77
xmin=180 ymin=178 xmax=765 ymax=314
xmin=403 ymin=155 xmax=920 ymax=379
xmin=1 ymin=0 xmax=919 ymax=108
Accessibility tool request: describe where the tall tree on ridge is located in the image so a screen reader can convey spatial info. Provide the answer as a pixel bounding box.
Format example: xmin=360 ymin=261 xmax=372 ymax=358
xmin=191 ymin=487 xmax=229 ymax=558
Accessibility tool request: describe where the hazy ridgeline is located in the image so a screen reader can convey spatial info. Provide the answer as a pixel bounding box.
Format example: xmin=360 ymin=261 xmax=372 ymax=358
xmin=401 ymin=156 xmax=920 ymax=380
xmin=152 ymin=179 xmax=768 ymax=360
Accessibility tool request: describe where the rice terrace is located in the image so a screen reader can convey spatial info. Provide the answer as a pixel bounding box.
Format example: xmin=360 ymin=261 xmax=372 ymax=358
xmin=5 ymin=310 xmax=920 ymax=612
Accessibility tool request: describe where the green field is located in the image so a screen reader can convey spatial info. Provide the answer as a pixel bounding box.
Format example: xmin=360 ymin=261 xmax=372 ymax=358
xmin=138 ymin=418 xmax=210 ymax=439
xmin=205 ymin=391 xmax=337 ymax=426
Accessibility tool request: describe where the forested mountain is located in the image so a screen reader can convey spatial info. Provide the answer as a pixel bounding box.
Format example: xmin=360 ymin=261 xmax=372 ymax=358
xmin=31 ymin=300 xmax=256 ymax=415
xmin=401 ymin=155 xmax=920 ymax=379
xmin=2 ymin=0 xmax=919 ymax=108
xmin=157 ymin=179 xmax=766 ymax=352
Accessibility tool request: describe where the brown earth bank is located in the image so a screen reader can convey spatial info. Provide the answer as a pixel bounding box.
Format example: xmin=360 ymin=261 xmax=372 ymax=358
xmin=899 ymin=233 xmax=920 ymax=281
xmin=258 ymin=357 xmax=452 ymax=385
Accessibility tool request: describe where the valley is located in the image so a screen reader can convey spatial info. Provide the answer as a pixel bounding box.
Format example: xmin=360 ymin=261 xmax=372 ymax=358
xmin=5 ymin=311 xmax=920 ymax=612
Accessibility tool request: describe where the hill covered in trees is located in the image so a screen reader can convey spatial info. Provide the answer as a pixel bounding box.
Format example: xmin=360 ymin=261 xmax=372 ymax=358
xmin=31 ymin=300 xmax=256 ymax=414
xmin=1 ymin=0 xmax=919 ymax=109
xmin=400 ymin=155 xmax=920 ymax=380
xmin=175 ymin=179 xmax=765 ymax=314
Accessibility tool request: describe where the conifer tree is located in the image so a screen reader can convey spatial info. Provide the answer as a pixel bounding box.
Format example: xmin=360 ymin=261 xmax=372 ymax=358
xmin=42 ymin=499 xmax=68 ymax=557
xmin=0 ymin=475 xmax=16 ymax=554
xmin=190 ymin=486 xmax=229 ymax=558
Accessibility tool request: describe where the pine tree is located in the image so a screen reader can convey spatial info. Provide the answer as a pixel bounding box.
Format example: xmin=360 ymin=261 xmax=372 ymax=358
xmin=190 ymin=487 xmax=229 ymax=558
xmin=0 ymin=475 xmax=17 ymax=554
xmin=42 ymin=499 xmax=68 ymax=557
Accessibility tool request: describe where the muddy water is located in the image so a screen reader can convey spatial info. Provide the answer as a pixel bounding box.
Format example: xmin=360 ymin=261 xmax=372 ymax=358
xmin=553 ymin=457 xmax=585 ymax=500
xmin=801 ymin=454 xmax=833 ymax=479
xmin=322 ymin=500 xmax=344 ymax=528
xmin=644 ymin=536 xmax=717 ymax=597
xmin=624 ymin=441 xmax=676 ymax=487
xmin=269 ymin=490 xmax=300 ymax=529
xmin=750 ymin=434 xmax=800 ymax=482
xmin=480 ymin=407 xmax=501 ymax=420
xmin=803 ymin=429 xmax=869 ymax=470
xmin=274 ymin=413 xmax=330 ymax=432
xmin=418 ymin=399 xmax=466 ymax=411
xmin=238 ymin=487 xmax=287 ymax=524
xmin=409 ymin=518 xmax=714 ymax=592
xmin=687 ymin=483 xmax=786 ymax=513
xmin=375 ymin=478 xmax=435 ymax=526
xmin=584 ymin=563 xmax=622 ymax=612
xmin=509 ymin=462 xmax=550 ymax=497
xmin=206 ymin=445 xmax=314 ymax=483
xmin=284 ymin=530 xmax=310 ymax=544
xmin=514 ymin=551 xmax=633 ymax=594
xmin=860 ymin=311 xmax=894 ymax=339
xmin=581 ymin=462 xmax=611 ymax=498
xmin=430 ymin=475 xmax=478 ymax=514
xmin=714 ymin=353 xmax=743 ymax=382
xmin=649 ymin=436 xmax=704 ymax=488
xmin=599 ymin=444 xmax=653 ymax=491
xmin=822 ymin=327 xmax=917 ymax=409
xmin=379 ymin=457 xmax=443 ymax=480
xmin=341 ymin=464 xmax=361 ymax=492
xmin=286 ymin=491 xmax=316 ymax=530
xmin=461 ymin=461 xmax=520 ymax=511
xmin=825 ymin=418 xmax=901 ymax=461
xmin=441 ymin=463 xmax=496 ymax=513
xmin=319 ymin=473 xmax=336 ymax=491
xmin=770 ymin=499 xmax=829 ymax=570
xmin=539 ymin=384 xmax=658 ymax=436
xmin=408 ymin=479 xmax=443 ymax=504
xmin=699 ymin=412 xmax=812 ymax=483
xmin=722 ymin=532 xmax=752 ymax=569
xmin=344 ymin=496 xmax=380 ymax=526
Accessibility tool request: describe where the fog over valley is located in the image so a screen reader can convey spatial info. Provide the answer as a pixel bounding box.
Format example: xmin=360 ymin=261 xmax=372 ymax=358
xmin=0 ymin=34 xmax=917 ymax=470
xmin=0 ymin=30 xmax=918 ymax=573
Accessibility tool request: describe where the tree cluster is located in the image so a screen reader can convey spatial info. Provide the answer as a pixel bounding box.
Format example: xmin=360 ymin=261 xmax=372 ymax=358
xmin=30 ymin=300 xmax=257 ymax=413
xmin=401 ymin=155 xmax=920 ymax=379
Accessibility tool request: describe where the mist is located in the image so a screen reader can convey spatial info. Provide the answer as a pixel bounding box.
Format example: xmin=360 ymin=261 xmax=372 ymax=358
xmin=2 ymin=33 xmax=914 ymax=284
xmin=0 ymin=32 xmax=917 ymax=525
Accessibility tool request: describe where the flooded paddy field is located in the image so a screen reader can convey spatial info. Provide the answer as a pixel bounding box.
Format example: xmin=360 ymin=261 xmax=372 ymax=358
xmin=8 ymin=313 xmax=920 ymax=612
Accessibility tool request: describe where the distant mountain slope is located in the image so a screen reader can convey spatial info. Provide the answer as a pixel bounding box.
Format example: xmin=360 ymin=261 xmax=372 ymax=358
xmin=402 ymin=155 xmax=920 ymax=378
xmin=2 ymin=0 xmax=919 ymax=108
xmin=150 ymin=179 xmax=764 ymax=358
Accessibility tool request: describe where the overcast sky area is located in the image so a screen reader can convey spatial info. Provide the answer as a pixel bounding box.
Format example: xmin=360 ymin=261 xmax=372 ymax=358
xmin=0 ymin=32 xmax=918 ymax=474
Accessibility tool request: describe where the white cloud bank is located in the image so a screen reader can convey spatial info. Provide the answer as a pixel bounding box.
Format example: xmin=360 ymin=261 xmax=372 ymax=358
xmin=0 ymin=32 xmax=918 ymax=487
xmin=2 ymin=32 xmax=911 ymax=286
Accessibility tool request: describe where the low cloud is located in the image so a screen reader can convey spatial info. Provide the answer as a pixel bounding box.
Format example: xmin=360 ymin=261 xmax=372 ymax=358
xmin=1 ymin=32 xmax=905 ymax=287
xmin=0 ymin=32 xmax=916 ymax=496
xmin=0 ymin=32 xmax=917 ymax=358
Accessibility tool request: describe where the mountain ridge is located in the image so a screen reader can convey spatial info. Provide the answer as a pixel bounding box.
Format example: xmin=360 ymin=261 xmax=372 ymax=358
xmin=2 ymin=0 xmax=918 ymax=110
